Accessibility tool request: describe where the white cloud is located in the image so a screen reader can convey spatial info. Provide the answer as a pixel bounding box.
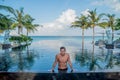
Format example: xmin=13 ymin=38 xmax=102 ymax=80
xmin=29 ymin=9 xmax=106 ymax=36
xmin=91 ymin=0 xmax=120 ymax=12
xmin=56 ymin=9 xmax=77 ymax=24
xmin=10 ymin=9 xmax=106 ymax=36
xmin=29 ymin=9 xmax=77 ymax=36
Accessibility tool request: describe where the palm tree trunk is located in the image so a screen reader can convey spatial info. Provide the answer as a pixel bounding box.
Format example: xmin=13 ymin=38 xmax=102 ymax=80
xmin=26 ymin=29 xmax=28 ymax=45
xmin=4 ymin=29 xmax=10 ymax=44
xmin=82 ymin=27 xmax=84 ymax=55
xmin=27 ymin=45 xmax=29 ymax=56
xmin=112 ymin=29 xmax=114 ymax=42
xmin=18 ymin=26 xmax=20 ymax=34
xmin=27 ymin=29 xmax=28 ymax=37
xmin=18 ymin=25 xmax=23 ymax=34
xmin=92 ymin=26 xmax=95 ymax=61
xmin=102 ymin=30 xmax=105 ymax=41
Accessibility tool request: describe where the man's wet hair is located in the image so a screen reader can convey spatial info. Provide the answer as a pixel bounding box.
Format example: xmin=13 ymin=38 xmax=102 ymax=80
xmin=60 ymin=46 xmax=66 ymax=51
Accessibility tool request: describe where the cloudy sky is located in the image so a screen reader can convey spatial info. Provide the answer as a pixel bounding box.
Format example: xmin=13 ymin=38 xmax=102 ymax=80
xmin=0 ymin=0 xmax=120 ymax=36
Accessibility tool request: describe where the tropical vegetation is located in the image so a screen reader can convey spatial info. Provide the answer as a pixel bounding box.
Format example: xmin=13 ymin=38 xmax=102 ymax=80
xmin=0 ymin=4 xmax=39 ymax=46
xmin=9 ymin=34 xmax=33 ymax=44
xmin=72 ymin=14 xmax=90 ymax=54
xmin=71 ymin=9 xmax=120 ymax=69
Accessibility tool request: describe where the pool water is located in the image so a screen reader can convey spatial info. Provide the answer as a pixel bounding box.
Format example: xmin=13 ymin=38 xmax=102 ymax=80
xmin=0 ymin=36 xmax=120 ymax=72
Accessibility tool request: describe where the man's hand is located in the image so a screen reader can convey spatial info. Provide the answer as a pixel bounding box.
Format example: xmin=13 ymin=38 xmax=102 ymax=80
xmin=71 ymin=69 xmax=73 ymax=73
xmin=51 ymin=69 xmax=54 ymax=73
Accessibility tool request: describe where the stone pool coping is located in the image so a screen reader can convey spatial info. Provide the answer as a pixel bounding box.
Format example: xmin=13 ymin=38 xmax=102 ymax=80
xmin=0 ymin=72 xmax=120 ymax=80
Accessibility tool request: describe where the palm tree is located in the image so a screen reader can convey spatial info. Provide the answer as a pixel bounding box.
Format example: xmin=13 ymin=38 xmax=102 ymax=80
xmin=88 ymin=9 xmax=103 ymax=60
xmin=11 ymin=7 xmax=25 ymax=34
xmin=104 ymin=14 xmax=116 ymax=41
xmin=72 ymin=15 xmax=89 ymax=54
xmin=0 ymin=5 xmax=14 ymax=33
xmin=0 ymin=5 xmax=15 ymax=45
xmin=0 ymin=14 xmax=13 ymax=30
xmin=98 ymin=21 xmax=108 ymax=40
xmin=23 ymin=14 xmax=39 ymax=36
xmin=0 ymin=5 xmax=27 ymax=35
xmin=0 ymin=14 xmax=13 ymax=44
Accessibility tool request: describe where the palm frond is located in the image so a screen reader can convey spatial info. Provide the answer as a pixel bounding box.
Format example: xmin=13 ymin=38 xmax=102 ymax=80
xmin=98 ymin=22 xmax=108 ymax=29
xmin=11 ymin=22 xmax=19 ymax=29
xmin=0 ymin=5 xmax=14 ymax=13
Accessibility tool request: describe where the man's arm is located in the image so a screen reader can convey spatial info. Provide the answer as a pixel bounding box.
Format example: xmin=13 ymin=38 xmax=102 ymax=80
xmin=52 ymin=55 xmax=58 ymax=72
xmin=68 ymin=54 xmax=73 ymax=72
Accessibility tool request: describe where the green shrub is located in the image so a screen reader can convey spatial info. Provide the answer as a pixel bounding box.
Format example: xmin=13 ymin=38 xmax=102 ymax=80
xmin=9 ymin=34 xmax=33 ymax=44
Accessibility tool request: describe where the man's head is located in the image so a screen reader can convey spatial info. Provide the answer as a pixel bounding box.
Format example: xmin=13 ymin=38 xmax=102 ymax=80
xmin=60 ymin=47 xmax=66 ymax=56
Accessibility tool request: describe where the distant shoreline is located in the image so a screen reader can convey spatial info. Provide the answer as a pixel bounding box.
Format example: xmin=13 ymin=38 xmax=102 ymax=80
xmin=0 ymin=35 xmax=107 ymax=37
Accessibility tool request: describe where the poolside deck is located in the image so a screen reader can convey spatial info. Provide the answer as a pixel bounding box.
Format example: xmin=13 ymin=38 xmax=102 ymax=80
xmin=0 ymin=72 xmax=120 ymax=80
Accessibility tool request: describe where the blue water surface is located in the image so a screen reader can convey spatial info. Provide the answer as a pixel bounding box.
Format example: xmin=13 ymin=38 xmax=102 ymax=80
xmin=0 ymin=36 xmax=120 ymax=72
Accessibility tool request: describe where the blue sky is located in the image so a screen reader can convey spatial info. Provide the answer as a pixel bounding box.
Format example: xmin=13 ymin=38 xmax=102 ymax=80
xmin=1 ymin=0 xmax=120 ymax=36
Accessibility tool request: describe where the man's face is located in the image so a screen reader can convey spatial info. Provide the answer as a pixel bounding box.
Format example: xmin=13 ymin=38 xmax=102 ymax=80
xmin=60 ymin=49 xmax=66 ymax=56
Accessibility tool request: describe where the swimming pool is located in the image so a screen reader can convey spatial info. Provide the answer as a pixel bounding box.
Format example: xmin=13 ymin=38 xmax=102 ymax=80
xmin=0 ymin=36 xmax=120 ymax=72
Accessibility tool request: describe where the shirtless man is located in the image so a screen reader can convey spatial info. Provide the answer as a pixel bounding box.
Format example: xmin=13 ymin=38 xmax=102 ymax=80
xmin=51 ymin=47 xmax=73 ymax=73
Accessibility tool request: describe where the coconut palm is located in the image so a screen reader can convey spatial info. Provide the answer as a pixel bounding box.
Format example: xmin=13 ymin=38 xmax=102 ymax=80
xmin=104 ymin=14 xmax=116 ymax=41
xmin=0 ymin=6 xmax=27 ymax=35
xmin=0 ymin=5 xmax=15 ymax=45
xmin=88 ymin=9 xmax=104 ymax=43
xmin=11 ymin=7 xmax=25 ymax=34
xmin=98 ymin=21 xmax=108 ymax=40
xmin=0 ymin=14 xmax=13 ymax=31
xmin=0 ymin=14 xmax=13 ymax=44
xmin=0 ymin=5 xmax=14 ymax=33
xmin=23 ymin=14 xmax=39 ymax=36
xmin=88 ymin=9 xmax=103 ymax=60
xmin=72 ymin=15 xmax=90 ymax=54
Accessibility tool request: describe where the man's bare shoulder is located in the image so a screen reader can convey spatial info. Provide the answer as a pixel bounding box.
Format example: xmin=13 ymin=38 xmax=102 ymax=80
xmin=56 ymin=54 xmax=60 ymax=57
xmin=66 ymin=53 xmax=69 ymax=55
xmin=56 ymin=53 xmax=69 ymax=57
xmin=66 ymin=53 xmax=69 ymax=54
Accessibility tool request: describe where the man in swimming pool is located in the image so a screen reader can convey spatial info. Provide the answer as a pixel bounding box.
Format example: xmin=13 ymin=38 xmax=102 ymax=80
xmin=51 ymin=47 xmax=73 ymax=73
